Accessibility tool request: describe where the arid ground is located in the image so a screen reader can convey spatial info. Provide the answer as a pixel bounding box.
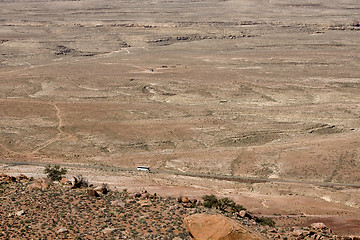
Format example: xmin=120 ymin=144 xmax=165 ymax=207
xmin=1 ymin=0 xmax=359 ymax=236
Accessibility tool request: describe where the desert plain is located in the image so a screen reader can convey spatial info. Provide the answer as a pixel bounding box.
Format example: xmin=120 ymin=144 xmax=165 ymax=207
xmin=0 ymin=0 xmax=360 ymax=236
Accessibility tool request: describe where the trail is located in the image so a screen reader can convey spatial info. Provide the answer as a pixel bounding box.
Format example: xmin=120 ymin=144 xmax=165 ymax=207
xmin=31 ymin=103 xmax=74 ymax=154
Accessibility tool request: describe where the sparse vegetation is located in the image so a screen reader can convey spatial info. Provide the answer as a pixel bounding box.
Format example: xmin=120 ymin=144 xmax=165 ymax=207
xmin=44 ymin=165 xmax=67 ymax=181
xmin=256 ymin=217 xmax=276 ymax=227
xmin=202 ymin=194 xmax=245 ymax=213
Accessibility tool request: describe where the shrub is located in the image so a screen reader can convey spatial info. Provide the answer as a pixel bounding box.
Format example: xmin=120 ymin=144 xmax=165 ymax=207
xmin=203 ymin=195 xmax=246 ymax=212
xmin=202 ymin=194 xmax=218 ymax=208
xmin=44 ymin=165 xmax=67 ymax=181
xmin=256 ymin=217 xmax=276 ymax=227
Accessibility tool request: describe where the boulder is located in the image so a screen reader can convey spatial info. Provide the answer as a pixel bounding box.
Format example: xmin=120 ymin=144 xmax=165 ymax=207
xmin=311 ymin=222 xmax=327 ymax=230
xmin=87 ymin=189 xmax=100 ymax=197
xmin=239 ymin=210 xmax=247 ymax=218
xmin=60 ymin=177 xmax=69 ymax=185
xmin=27 ymin=179 xmax=49 ymax=191
xmin=184 ymin=214 xmax=263 ymax=240
xmin=94 ymin=186 xmax=108 ymax=194
xmin=182 ymin=196 xmax=191 ymax=203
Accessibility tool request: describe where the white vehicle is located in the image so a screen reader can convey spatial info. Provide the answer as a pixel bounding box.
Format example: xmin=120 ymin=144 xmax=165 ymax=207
xmin=137 ymin=166 xmax=150 ymax=172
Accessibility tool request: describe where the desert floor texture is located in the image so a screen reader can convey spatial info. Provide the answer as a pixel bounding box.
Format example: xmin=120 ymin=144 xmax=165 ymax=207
xmin=0 ymin=0 xmax=359 ymax=236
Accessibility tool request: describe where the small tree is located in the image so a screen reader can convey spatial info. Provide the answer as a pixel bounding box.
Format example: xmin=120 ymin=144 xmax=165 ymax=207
xmin=44 ymin=165 xmax=67 ymax=181
xmin=203 ymin=194 xmax=219 ymax=208
xmin=203 ymin=194 xmax=246 ymax=213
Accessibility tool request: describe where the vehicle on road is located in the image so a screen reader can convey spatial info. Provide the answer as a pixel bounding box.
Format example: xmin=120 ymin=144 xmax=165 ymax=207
xmin=137 ymin=166 xmax=150 ymax=172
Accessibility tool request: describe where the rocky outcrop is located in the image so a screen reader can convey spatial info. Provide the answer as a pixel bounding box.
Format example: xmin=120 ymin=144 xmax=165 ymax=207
xmin=184 ymin=214 xmax=263 ymax=240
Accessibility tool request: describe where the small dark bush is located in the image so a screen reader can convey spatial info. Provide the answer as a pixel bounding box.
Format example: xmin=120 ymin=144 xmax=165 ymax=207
xmin=202 ymin=194 xmax=246 ymax=213
xmin=202 ymin=194 xmax=218 ymax=208
xmin=256 ymin=217 xmax=276 ymax=227
xmin=44 ymin=165 xmax=67 ymax=181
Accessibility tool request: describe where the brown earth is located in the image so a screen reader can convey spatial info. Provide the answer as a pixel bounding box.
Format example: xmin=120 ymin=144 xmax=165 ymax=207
xmin=0 ymin=0 xmax=359 ymax=236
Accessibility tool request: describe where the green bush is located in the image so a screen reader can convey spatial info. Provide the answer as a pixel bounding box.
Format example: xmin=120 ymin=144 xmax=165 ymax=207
xmin=202 ymin=194 xmax=218 ymax=208
xmin=256 ymin=217 xmax=276 ymax=227
xmin=202 ymin=194 xmax=246 ymax=213
xmin=44 ymin=165 xmax=67 ymax=181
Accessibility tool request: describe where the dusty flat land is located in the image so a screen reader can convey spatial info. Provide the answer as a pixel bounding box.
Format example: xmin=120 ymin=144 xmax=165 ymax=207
xmin=1 ymin=0 xmax=360 ymax=236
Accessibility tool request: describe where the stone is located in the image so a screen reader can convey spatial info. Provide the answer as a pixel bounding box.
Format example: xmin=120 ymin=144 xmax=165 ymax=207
xmin=103 ymin=227 xmax=115 ymax=234
xmin=87 ymin=189 xmax=100 ymax=197
xmin=184 ymin=213 xmax=263 ymax=240
xmin=111 ymin=200 xmax=126 ymax=207
xmin=139 ymin=200 xmax=151 ymax=207
xmin=182 ymin=196 xmax=190 ymax=203
xmin=37 ymin=178 xmax=50 ymax=189
xmin=27 ymin=181 xmax=49 ymax=191
xmin=41 ymin=182 xmax=49 ymax=189
xmin=184 ymin=202 xmax=194 ymax=208
xmin=292 ymin=229 xmax=306 ymax=237
xmin=57 ymin=227 xmax=69 ymax=234
xmin=239 ymin=210 xmax=247 ymax=218
xmin=94 ymin=186 xmax=108 ymax=194
xmin=311 ymin=222 xmax=327 ymax=230
xmin=16 ymin=210 xmax=25 ymax=216
xmin=60 ymin=177 xmax=69 ymax=185
xmin=172 ymin=237 xmax=182 ymax=240
xmin=27 ymin=182 xmax=42 ymax=191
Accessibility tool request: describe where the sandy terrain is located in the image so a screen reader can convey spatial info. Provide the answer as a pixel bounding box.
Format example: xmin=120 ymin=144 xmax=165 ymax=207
xmin=1 ymin=0 xmax=359 ymax=236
